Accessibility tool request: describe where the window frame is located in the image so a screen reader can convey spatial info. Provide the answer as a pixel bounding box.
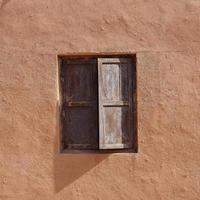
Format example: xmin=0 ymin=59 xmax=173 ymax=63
xmin=58 ymin=54 xmax=138 ymax=154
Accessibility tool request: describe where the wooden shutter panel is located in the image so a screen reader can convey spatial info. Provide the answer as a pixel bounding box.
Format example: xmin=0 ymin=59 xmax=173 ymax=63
xmin=61 ymin=58 xmax=98 ymax=150
xmin=98 ymin=58 xmax=134 ymax=149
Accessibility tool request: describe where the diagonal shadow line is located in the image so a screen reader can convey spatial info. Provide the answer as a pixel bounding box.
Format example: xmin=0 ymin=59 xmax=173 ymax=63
xmin=54 ymin=101 xmax=108 ymax=193
xmin=54 ymin=153 xmax=108 ymax=193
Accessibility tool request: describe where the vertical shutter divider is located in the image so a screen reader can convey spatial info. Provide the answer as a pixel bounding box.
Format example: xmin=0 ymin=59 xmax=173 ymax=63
xmin=98 ymin=58 xmax=103 ymax=149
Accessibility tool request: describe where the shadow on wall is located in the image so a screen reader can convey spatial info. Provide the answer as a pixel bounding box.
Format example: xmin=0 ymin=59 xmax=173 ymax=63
xmin=54 ymin=102 xmax=108 ymax=193
xmin=54 ymin=153 xmax=108 ymax=193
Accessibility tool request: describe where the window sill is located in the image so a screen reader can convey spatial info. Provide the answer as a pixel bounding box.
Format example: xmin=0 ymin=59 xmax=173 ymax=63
xmin=61 ymin=148 xmax=137 ymax=154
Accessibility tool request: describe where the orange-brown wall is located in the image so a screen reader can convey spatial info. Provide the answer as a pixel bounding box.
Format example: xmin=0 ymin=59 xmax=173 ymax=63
xmin=0 ymin=0 xmax=200 ymax=200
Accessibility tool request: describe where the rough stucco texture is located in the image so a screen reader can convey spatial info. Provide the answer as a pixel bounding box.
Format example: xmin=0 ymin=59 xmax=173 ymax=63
xmin=0 ymin=0 xmax=200 ymax=200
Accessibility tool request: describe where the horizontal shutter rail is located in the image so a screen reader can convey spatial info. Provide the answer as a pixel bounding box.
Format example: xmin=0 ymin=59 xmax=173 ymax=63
xmin=64 ymin=62 xmax=95 ymax=65
xmin=66 ymin=144 xmax=98 ymax=149
xmin=102 ymin=100 xmax=129 ymax=106
xmin=102 ymin=62 xmax=129 ymax=64
xmin=63 ymin=101 xmax=97 ymax=107
xmin=100 ymin=143 xmax=132 ymax=149
xmin=100 ymin=58 xmax=132 ymax=64
xmin=63 ymin=59 xmax=96 ymax=65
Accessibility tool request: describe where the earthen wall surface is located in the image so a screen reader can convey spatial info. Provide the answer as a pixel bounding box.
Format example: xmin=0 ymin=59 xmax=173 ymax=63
xmin=0 ymin=0 xmax=200 ymax=199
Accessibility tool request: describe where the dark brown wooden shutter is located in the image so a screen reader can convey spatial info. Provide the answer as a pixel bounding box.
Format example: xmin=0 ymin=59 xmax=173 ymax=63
xmin=98 ymin=58 xmax=134 ymax=149
xmin=61 ymin=58 xmax=98 ymax=150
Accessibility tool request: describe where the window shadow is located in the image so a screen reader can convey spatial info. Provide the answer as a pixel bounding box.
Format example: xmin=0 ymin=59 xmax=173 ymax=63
xmin=54 ymin=101 xmax=108 ymax=193
xmin=54 ymin=153 xmax=108 ymax=193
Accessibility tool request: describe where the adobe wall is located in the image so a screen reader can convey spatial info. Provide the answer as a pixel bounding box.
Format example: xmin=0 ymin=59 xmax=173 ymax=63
xmin=0 ymin=0 xmax=200 ymax=200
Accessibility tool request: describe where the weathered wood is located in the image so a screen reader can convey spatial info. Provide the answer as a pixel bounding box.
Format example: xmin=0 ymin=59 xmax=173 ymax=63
xmin=103 ymin=100 xmax=129 ymax=106
xmin=98 ymin=58 xmax=134 ymax=149
xmin=61 ymin=58 xmax=98 ymax=150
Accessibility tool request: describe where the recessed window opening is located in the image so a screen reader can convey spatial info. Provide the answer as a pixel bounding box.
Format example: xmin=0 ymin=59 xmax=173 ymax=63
xmin=59 ymin=54 xmax=137 ymax=153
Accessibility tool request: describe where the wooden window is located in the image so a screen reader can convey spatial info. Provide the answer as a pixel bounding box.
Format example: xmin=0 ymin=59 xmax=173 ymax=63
xmin=98 ymin=58 xmax=134 ymax=149
xmin=60 ymin=56 xmax=136 ymax=152
xmin=60 ymin=58 xmax=98 ymax=150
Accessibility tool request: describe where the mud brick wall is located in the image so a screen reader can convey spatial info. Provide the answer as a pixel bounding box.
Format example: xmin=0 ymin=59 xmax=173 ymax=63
xmin=0 ymin=1 xmax=200 ymax=200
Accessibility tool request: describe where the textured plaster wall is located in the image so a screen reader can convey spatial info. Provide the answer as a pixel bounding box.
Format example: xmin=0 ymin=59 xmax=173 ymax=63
xmin=0 ymin=0 xmax=200 ymax=200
